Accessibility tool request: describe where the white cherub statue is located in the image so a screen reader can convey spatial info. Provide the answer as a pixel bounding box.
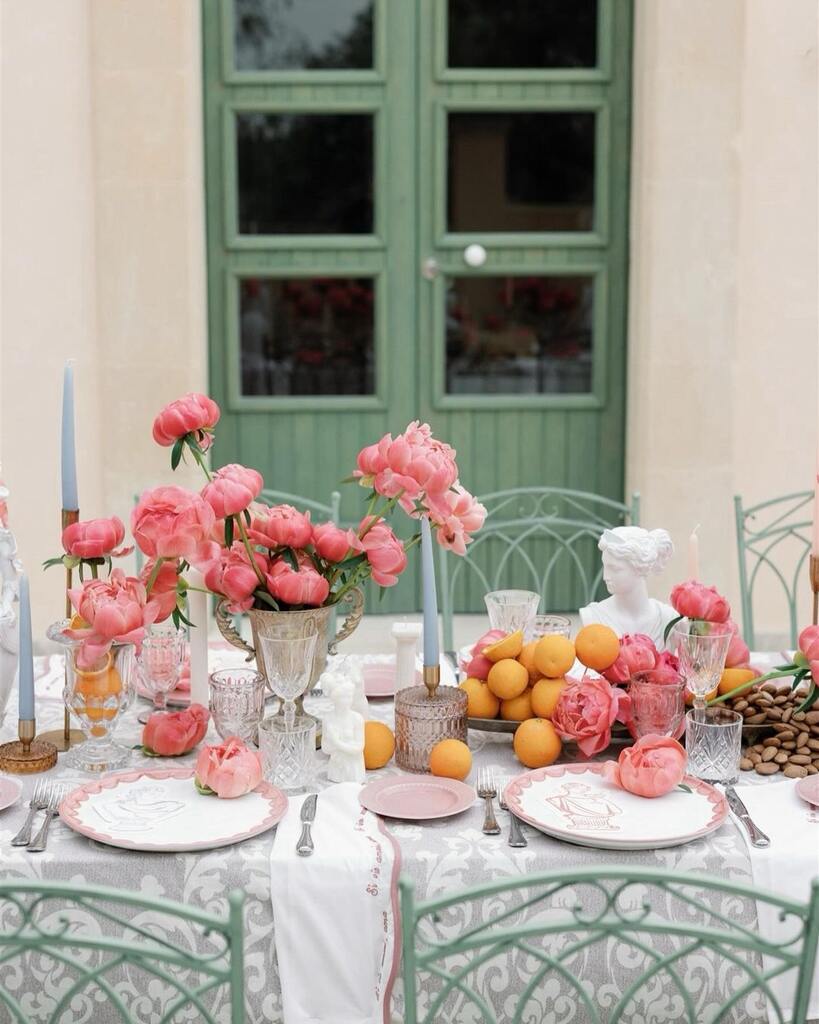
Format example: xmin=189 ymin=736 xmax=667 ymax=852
xmin=322 ymin=662 xmax=369 ymax=720
xmin=322 ymin=679 xmax=365 ymax=784
xmin=579 ymin=527 xmax=677 ymax=650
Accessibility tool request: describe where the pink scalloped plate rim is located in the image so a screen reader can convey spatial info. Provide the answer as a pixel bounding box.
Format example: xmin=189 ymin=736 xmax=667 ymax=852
xmin=59 ymin=767 xmax=288 ymax=852
xmin=0 ymin=775 xmax=23 ymax=813
xmin=503 ymin=762 xmax=728 ymax=851
xmin=795 ymin=775 xmax=819 ymax=807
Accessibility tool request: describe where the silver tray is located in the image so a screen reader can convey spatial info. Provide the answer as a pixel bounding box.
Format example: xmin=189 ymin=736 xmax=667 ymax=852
xmin=467 ymin=717 xmax=632 ymax=742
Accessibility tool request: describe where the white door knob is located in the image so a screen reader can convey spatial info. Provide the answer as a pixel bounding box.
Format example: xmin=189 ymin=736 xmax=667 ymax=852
xmin=463 ymin=243 xmax=487 ymax=268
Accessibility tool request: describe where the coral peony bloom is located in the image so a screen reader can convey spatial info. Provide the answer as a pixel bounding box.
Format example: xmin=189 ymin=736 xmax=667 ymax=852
xmin=551 ymin=677 xmax=631 ymax=757
xmin=266 ymin=561 xmax=329 ymax=607
xmin=653 ymin=650 xmax=681 ymax=683
xmin=201 ymin=463 xmax=264 ymax=519
xmin=62 ymin=516 xmax=131 ymax=559
xmin=132 ymin=486 xmax=216 ymax=562
xmin=248 ymin=504 xmax=313 ymax=550
xmin=425 ymin=485 xmax=487 ymax=555
xmin=723 ymin=619 xmax=750 ymax=669
xmin=140 ymin=558 xmax=180 ymax=622
xmin=152 ymin=392 xmax=220 ymax=450
xmin=205 ymin=542 xmax=267 ymax=613
xmin=313 ymin=522 xmax=355 ymax=563
xmin=142 ymin=704 xmax=209 ymax=756
xmin=195 ymin=736 xmax=262 ymax=798
xmin=602 ymin=734 xmax=687 ymax=798
xmin=669 ymin=580 xmax=731 ymax=624
xmin=67 ymin=569 xmax=160 ymax=667
xmin=354 ymin=517 xmax=408 ymax=587
xmin=799 ymin=625 xmax=819 ymax=684
xmin=354 ymin=435 xmax=391 ymax=483
xmin=603 ymin=634 xmax=658 ymax=684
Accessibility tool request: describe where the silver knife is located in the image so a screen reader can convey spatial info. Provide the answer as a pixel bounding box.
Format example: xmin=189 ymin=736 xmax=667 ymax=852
xmin=296 ymin=793 xmax=318 ymax=857
xmin=725 ymin=785 xmax=770 ymax=848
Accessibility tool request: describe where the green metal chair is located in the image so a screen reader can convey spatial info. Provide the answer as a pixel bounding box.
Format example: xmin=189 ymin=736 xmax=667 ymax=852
xmin=0 ymin=880 xmax=245 ymax=1022
xmin=734 ymin=491 xmax=812 ymax=648
xmin=438 ymin=487 xmax=640 ymax=651
xmin=400 ymin=866 xmax=819 ymax=1024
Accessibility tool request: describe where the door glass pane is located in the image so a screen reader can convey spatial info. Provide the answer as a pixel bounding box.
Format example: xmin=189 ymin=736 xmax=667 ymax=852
xmin=240 ymin=277 xmax=375 ymax=396
xmin=448 ymin=112 xmax=594 ymax=233
xmin=237 ymin=113 xmax=374 ymax=235
xmin=445 ymin=275 xmax=593 ymax=395
xmin=448 ymin=0 xmax=597 ymax=69
xmin=234 ymin=0 xmax=374 ymax=71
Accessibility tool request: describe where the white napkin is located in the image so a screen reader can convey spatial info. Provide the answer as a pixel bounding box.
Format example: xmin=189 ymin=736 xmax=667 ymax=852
xmin=270 ymin=782 xmax=401 ymax=1024
xmin=731 ymin=780 xmax=819 ymax=1018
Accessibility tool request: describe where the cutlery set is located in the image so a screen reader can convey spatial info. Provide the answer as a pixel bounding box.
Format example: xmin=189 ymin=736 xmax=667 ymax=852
xmin=478 ymin=768 xmax=527 ymax=847
xmin=11 ymin=782 xmax=66 ymax=853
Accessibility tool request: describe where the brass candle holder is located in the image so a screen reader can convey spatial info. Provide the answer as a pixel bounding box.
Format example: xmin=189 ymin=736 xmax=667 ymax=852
xmin=36 ymin=508 xmax=83 ymax=751
xmin=811 ymin=553 xmax=819 ymax=627
xmin=0 ymin=718 xmax=57 ymax=774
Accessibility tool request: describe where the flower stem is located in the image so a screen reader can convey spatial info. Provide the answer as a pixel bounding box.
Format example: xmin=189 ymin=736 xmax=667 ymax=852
xmin=358 ymin=491 xmax=404 ymax=541
xmin=89 ymin=563 xmax=99 ymax=580
xmin=707 ymin=667 xmax=797 ymax=706
xmin=190 ymin=441 xmax=213 ymax=482
xmin=235 ymin=514 xmax=268 ymax=589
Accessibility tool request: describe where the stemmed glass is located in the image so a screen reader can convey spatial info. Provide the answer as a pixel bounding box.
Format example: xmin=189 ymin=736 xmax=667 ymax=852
xmin=136 ymin=626 xmax=185 ymax=724
xmin=628 ymin=668 xmax=686 ymax=739
xmin=670 ymin=621 xmax=733 ymax=711
xmin=258 ymin=633 xmax=318 ymax=728
xmin=484 ymin=590 xmax=539 ymax=635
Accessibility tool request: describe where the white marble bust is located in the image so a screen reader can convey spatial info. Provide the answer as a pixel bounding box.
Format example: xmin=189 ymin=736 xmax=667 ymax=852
xmin=580 ymin=527 xmax=676 ymax=650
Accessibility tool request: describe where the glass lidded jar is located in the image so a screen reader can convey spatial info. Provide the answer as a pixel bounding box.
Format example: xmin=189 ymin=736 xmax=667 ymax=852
xmin=394 ymin=685 xmax=468 ymax=773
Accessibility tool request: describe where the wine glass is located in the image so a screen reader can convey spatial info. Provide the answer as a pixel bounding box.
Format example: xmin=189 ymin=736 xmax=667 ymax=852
xmin=483 ymin=590 xmax=539 ymax=635
xmin=670 ymin=621 xmax=732 ymax=710
xmin=628 ymin=668 xmax=686 ymax=739
xmin=258 ymin=633 xmax=318 ymax=729
xmin=136 ymin=626 xmax=185 ymax=724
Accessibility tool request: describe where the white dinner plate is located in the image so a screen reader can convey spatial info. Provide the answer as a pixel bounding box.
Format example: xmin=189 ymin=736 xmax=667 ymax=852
xmin=504 ymin=763 xmax=728 ymax=851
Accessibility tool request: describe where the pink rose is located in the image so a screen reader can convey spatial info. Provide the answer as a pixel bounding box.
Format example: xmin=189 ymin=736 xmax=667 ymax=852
xmin=669 ymin=580 xmax=731 ymax=624
xmin=313 ymin=522 xmax=355 ymax=563
xmin=132 ymin=486 xmax=216 ymax=562
xmin=152 ymin=392 xmax=220 ymax=450
xmin=201 ymin=464 xmax=264 ymax=519
xmin=142 ymin=704 xmax=210 ymax=756
xmin=603 ymin=634 xmax=658 ymax=684
xmin=266 ymin=561 xmax=329 ymax=607
xmin=62 ymin=516 xmax=131 ymax=559
xmin=195 ymin=736 xmax=263 ymax=798
xmin=140 ymin=558 xmax=180 ymax=622
xmin=248 ymin=504 xmax=313 ymax=550
xmin=602 ymin=734 xmax=687 ymax=798
xmin=723 ymin=619 xmax=750 ymax=669
xmin=67 ymin=569 xmax=160 ymax=668
xmin=354 ymin=517 xmax=408 ymax=587
xmin=205 ymin=542 xmax=267 ymax=613
xmin=552 ymin=677 xmax=631 ymax=757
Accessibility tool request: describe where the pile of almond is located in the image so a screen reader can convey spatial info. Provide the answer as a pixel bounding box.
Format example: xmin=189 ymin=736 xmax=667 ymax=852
xmin=730 ymin=681 xmax=819 ymax=778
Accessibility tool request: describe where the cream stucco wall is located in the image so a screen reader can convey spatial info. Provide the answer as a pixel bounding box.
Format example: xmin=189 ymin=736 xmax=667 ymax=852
xmin=0 ymin=0 xmax=816 ymax=643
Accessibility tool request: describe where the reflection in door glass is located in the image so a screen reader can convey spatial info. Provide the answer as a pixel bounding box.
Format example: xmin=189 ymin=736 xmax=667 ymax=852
xmin=445 ymin=276 xmax=593 ymax=395
xmin=448 ymin=0 xmax=597 ymax=69
xmin=239 ymin=277 xmax=375 ymax=396
xmin=448 ymin=112 xmax=595 ymax=232
xmin=237 ymin=113 xmax=374 ymax=235
xmin=234 ymin=0 xmax=373 ymax=71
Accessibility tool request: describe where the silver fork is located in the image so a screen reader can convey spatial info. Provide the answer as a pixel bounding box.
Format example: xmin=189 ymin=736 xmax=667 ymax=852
xmin=499 ymin=782 xmax=528 ymax=848
xmin=11 ymin=781 xmax=48 ymax=847
xmin=476 ymin=768 xmax=501 ymax=835
xmin=28 ymin=786 xmax=64 ymax=854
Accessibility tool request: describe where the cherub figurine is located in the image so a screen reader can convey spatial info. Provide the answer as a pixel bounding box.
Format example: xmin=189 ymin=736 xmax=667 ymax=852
xmin=322 ymin=662 xmax=369 ymax=720
xmin=322 ymin=679 xmax=365 ymax=784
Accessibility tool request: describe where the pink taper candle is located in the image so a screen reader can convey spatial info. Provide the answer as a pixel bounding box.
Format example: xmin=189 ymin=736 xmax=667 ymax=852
xmin=687 ymin=525 xmax=700 ymax=580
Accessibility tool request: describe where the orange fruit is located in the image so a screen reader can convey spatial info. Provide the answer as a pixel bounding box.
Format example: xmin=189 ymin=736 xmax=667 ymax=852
xmin=460 ymin=678 xmax=500 ymax=719
xmin=482 ymin=630 xmax=524 ymax=663
xmin=429 ymin=738 xmax=472 ymax=780
xmin=517 ymin=641 xmax=543 ymax=684
xmin=686 ymin=686 xmax=718 ymax=705
xmin=500 ymin=690 xmax=533 ymax=722
xmin=73 ymin=654 xmax=122 ymax=736
xmin=69 ymin=613 xmax=89 ymax=629
xmin=574 ymin=624 xmax=620 ymax=672
xmin=530 ymin=677 xmax=568 ymax=719
xmin=513 ymin=718 xmax=562 ymax=768
xmin=533 ymin=635 xmax=576 ymax=678
xmin=363 ymin=721 xmax=395 ymax=769
xmin=486 ymin=658 xmax=529 ymax=700
xmin=718 ymin=667 xmax=757 ymax=698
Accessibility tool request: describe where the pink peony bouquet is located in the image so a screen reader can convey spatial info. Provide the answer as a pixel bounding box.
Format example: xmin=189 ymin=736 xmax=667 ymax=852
xmin=195 ymin=736 xmax=262 ymax=798
xmin=602 ymin=734 xmax=687 ymax=798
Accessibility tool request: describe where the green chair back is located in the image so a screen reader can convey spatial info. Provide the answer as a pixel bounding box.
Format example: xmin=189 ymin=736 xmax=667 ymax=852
xmin=0 ymin=881 xmax=244 ymax=1023
xmin=400 ymin=866 xmax=819 ymax=1024
xmin=734 ymin=491 xmax=812 ymax=648
xmin=438 ymin=487 xmax=640 ymax=651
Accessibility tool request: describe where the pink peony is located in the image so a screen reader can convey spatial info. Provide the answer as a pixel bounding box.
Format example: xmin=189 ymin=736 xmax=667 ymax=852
xmin=140 ymin=558 xmax=180 ymax=622
xmin=354 ymin=517 xmax=408 ymax=587
xmin=669 ymin=580 xmax=731 ymax=624
xmin=723 ymin=619 xmax=751 ymax=669
xmin=248 ymin=504 xmax=313 ymax=550
xmin=425 ymin=485 xmax=487 ymax=555
xmin=67 ymin=569 xmax=160 ymax=668
xmin=205 ymin=542 xmax=267 ymax=613
xmin=266 ymin=561 xmax=329 ymax=607
xmin=551 ymin=677 xmax=631 ymax=757
xmin=653 ymin=649 xmax=681 ymax=683
xmin=201 ymin=464 xmax=264 ymax=519
xmin=355 ymin=435 xmax=391 ymax=481
xmin=313 ymin=522 xmax=355 ymax=563
xmin=602 ymin=734 xmax=687 ymax=798
xmin=798 ymin=625 xmax=819 ymax=684
xmin=152 ymin=393 xmax=220 ymax=450
xmin=142 ymin=704 xmax=209 ymax=756
xmin=355 ymin=422 xmax=459 ymax=512
xmin=195 ymin=736 xmax=262 ymax=798
xmin=603 ymin=634 xmax=658 ymax=685
xmin=132 ymin=486 xmax=216 ymax=562
xmin=62 ymin=516 xmax=131 ymax=559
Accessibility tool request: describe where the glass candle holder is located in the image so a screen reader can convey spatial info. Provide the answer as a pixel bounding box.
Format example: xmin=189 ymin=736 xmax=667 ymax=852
xmin=259 ymin=713 xmax=317 ymax=793
xmin=484 ymin=590 xmax=539 ymax=635
xmin=395 ymin=685 xmax=468 ymax=773
xmin=209 ymin=668 xmax=267 ymax=744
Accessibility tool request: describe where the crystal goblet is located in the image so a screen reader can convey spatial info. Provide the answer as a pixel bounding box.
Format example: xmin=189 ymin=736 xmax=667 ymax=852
xmin=258 ymin=633 xmax=319 ymax=730
xmin=670 ymin=621 xmax=732 ymax=711
xmin=628 ymin=668 xmax=686 ymax=739
xmin=209 ymin=668 xmax=266 ymax=744
xmin=137 ymin=626 xmax=185 ymax=724
xmin=483 ymin=590 xmax=539 ymax=636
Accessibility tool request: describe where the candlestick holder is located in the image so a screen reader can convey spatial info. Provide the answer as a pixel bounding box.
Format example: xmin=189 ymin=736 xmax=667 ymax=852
xmin=394 ymin=674 xmax=467 ymax=773
xmin=0 ymin=718 xmax=57 ymax=774
xmin=37 ymin=508 xmax=84 ymax=752
xmin=811 ymin=554 xmax=819 ymax=626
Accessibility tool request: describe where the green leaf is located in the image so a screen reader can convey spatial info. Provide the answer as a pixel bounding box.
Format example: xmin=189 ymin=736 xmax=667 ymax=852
xmin=42 ymin=556 xmax=66 ymax=570
xmin=283 ymin=547 xmax=298 ymax=571
xmin=224 ymin=516 xmax=235 ymax=548
xmin=194 ymin=776 xmax=216 ymax=796
xmin=243 ymin=508 xmax=251 ymax=526
xmin=663 ymin=614 xmax=684 ymax=645
xmin=677 ymin=783 xmax=692 ymax=794
xmin=378 ymin=585 xmax=386 ymax=603
xmin=174 ymin=603 xmax=194 ymax=628
xmin=171 ymin=437 xmax=184 ymax=471
xmin=796 ymin=680 xmax=818 ymax=714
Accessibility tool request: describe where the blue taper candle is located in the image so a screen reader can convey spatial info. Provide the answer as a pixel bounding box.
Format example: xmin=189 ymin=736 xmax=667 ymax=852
xmin=61 ymin=362 xmax=78 ymax=510
xmin=420 ymin=517 xmax=439 ymax=667
xmin=17 ymin=574 xmax=34 ymax=720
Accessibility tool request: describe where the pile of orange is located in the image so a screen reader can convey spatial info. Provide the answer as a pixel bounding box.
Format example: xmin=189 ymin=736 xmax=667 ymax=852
xmin=71 ymin=653 xmax=123 ymax=737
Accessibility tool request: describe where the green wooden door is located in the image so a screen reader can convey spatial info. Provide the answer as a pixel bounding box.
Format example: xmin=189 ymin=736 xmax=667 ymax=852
xmin=203 ymin=0 xmax=631 ymax=613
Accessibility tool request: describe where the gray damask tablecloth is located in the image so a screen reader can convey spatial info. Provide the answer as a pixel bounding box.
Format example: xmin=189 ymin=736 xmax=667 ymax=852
xmin=0 ymin=651 xmax=809 ymax=1023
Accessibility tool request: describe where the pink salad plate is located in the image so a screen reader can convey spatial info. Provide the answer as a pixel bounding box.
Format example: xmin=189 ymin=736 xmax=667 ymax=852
xmin=0 ymin=775 xmax=23 ymax=812
xmin=363 ymin=664 xmax=397 ymax=699
xmin=360 ymin=775 xmax=475 ymax=821
xmin=795 ymin=775 xmax=819 ymax=807
xmin=503 ymin=763 xmax=728 ymax=851
xmin=60 ymin=767 xmax=288 ymax=852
